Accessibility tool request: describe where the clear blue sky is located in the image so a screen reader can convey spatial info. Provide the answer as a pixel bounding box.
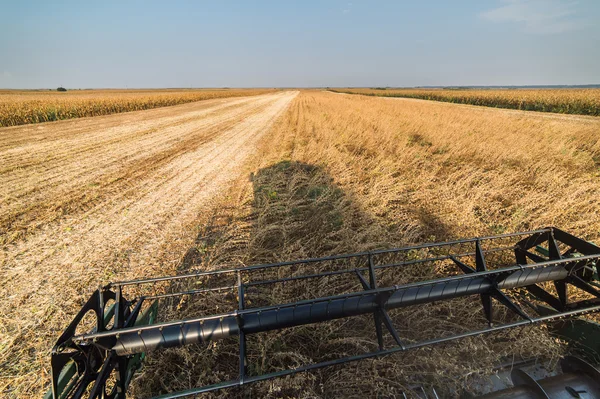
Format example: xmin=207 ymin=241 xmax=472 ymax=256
xmin=1 ymin=0 xmax=599 ymax=88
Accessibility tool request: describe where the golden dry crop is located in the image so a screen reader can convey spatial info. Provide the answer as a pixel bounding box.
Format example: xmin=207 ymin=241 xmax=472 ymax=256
xmin=332 ymin=87 xmax=600 ymax=116
xmin=133 ymin=91 xmax=600 ymax=397
xmin=0 ymin=88 xmax=276 ymax=127
xmin=2 ymin=90 xmax=600 ymax=398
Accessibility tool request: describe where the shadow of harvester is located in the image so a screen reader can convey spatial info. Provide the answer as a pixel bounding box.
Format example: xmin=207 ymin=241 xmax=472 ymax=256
xmin=132 ymin=161 xmax=476 ymax=399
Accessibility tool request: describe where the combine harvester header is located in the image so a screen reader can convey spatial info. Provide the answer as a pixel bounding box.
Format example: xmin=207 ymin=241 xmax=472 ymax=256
xmin=49 ymin=227 xmax=600 ymax=398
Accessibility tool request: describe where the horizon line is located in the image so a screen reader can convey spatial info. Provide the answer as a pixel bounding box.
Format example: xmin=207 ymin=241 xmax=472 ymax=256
xmin=2 ymin=84 xmax=600 ymax=91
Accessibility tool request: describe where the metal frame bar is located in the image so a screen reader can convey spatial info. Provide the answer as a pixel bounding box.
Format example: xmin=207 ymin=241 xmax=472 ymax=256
xmin=151 ymin=305 xmax=600 ymax=399
xmin=109 ymin=229 xmax=551 ymax=288
xmin=236 ymin=271 xmax=246 ymax=384
xmin=72 ymin=254 xmax=600 ymax=349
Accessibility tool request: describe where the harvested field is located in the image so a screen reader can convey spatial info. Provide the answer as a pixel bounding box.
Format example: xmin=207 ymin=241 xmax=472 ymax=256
xmin=0 ymin=88 xmax=276 ymax=127
xmin=0 ymin=91 xmax=297 ymax=398
xmin=331 ymin=87 xmax=600 ymax=116
xmin=3 ymin=89 xmax=600 ymax=398
xmin=133 ymin=91 xmax=600 ymax=397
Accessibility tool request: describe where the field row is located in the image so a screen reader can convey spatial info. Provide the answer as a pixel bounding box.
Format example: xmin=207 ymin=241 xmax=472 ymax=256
xmin=331 ymin=87 xmax=600 ymax=116
xmin=134 ymin=91 xmax=600 ymax=397
xmin=0 ymin=88 xmax=276 ymax=127
xmin=0 ymin=92 xmax=297 ymax=398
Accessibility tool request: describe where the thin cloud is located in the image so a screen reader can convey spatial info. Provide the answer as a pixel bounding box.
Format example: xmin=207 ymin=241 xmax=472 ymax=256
xmin=2 ymin=71 xmax=12 ymax=78
xmin=343 ymin=2 xmax=352 ymax=14
xmin=480 ymin=0 xmax=588 ymax=34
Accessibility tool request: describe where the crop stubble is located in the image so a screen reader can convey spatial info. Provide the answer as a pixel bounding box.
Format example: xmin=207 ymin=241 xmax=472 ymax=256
xmin=0 ymin=91 xmax=298 ymax=398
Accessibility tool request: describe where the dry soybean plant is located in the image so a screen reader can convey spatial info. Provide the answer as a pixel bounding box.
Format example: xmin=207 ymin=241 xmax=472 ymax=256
xmin=134 ymin=91 xmax=600 ymax=397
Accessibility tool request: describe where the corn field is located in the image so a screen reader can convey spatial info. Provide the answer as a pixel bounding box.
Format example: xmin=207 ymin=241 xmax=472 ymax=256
xmin=0 ymin=89 xmax=276 ymax=127
xmin=331 ymin=88 xmax=600 ymax=116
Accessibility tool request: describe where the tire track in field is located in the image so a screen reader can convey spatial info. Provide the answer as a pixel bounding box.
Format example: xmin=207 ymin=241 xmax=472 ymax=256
xmin=0 ymin=95 xmax=270 ymax=195
xmin=0 ymin=101 xmax=246 ymax=194
xmin=0 ymin=90 xmax=297 ymax=398
xmin=0 ymin=95 xmax=257 ymax=150
xmin=0 ymin=94 xmax=281 ymax=243
xmin=0 ymin=95 xmax=259 ymax=169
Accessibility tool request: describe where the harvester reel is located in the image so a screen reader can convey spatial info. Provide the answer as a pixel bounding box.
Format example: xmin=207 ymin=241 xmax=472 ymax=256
xmin=49 ymin=227 xmax=600 ymax=398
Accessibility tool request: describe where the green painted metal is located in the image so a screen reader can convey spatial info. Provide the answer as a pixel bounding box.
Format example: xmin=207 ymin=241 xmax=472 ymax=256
xmin=43 ymin=361 xmax=78 ymax=399
xmin=45 ymin=300 xmax=157 ymax=399
xmin=553 ymin=318 xmax=600 ymax=361
xmin=535 ymin=245 xmax=550 ymax=257
xmin=530 ymin=242 xmax=600 ymax=360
